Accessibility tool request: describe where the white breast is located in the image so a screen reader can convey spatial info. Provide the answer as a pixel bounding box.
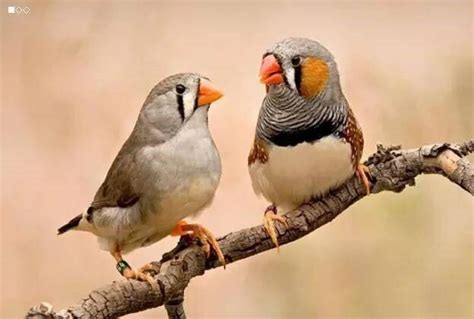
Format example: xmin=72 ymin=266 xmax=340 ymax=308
xmin=249 ymin=135 xmax=353 ymax=212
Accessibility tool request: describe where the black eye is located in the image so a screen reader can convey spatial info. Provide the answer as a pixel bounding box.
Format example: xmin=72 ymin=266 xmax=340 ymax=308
xmin=291 ymin=56 xmax=302 ymax=67
xmin=176 ymin=84 xmax=186 ymax=94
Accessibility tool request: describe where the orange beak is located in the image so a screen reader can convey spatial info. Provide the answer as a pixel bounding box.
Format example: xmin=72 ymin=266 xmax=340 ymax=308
xmin=259 ymin=54 xmax=284 ymax=85
xmin=197 ymin=79 xmax=223 ymax=106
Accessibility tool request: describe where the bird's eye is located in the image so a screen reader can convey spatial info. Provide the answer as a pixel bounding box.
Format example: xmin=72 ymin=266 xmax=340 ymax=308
xmin=176 ymin=84 xmax=186 ymax=94
xmin=291 ymin=56 xmax=302 ymax=67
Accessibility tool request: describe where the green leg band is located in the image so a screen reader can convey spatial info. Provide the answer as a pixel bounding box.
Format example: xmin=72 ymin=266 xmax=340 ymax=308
xmin=116 ymin=260 xmax=131 ymax=275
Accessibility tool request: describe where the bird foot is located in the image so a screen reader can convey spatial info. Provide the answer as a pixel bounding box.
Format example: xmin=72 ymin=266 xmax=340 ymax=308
xmin=172 ymin=220 xmax=226 ymax=269
xmin=123 ymin=267 xmax=156 ymax=286
xmin=263 ymin=205 xmax=288 ymax=252
xmin=115 ymin=260 xmax=156 ymax=286
xmin=356 ymin=163 xmax=372 ymax=195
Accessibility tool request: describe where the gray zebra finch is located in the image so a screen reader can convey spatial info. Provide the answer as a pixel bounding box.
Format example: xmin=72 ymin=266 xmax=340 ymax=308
xmin=59 ymin=73 xmax=225 ymax=283
xmin=248 ymin=38 xmax=371 ymax=248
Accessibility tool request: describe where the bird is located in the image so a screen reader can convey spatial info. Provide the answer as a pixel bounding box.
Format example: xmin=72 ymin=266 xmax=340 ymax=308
xmin=58 ymin=73 xmax=226 ymax=283
xmin=248 ymin=37 xmax=371 ymax=249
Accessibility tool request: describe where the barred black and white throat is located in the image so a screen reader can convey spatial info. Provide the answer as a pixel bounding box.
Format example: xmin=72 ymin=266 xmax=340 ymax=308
xmin=256 ymin=83 xmax=348 ymax=147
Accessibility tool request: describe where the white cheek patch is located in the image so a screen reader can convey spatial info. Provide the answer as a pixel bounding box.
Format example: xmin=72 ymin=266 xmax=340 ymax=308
xmin=183 ymin=90 xmax=196 ymax=119
xmin=285 ymin=67 xmax=297 ymax=90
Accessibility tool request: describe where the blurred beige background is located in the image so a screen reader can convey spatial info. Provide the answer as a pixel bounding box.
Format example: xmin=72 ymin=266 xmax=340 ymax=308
xmin=1 ymin=1 xmax=472 ymax=318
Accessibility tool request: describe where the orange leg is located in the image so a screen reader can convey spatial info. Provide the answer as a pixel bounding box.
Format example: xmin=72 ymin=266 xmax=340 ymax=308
xmin=171 ymin=220 xmax=226 ymax=269
xmin=262 ymin=205 xmax=288 ymax=252
xmin=356 ymin=163 xmax=371 ymax=195
xmin=111 ymin=251 xmax=156 ymax=286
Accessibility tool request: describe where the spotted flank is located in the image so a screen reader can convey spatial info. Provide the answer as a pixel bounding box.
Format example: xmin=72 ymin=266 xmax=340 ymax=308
xmin=248 ymin=138 xmax=269 ymax=165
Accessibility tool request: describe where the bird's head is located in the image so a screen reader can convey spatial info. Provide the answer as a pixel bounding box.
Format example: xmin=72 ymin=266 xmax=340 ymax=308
xmin=259 ymin=37 xmax=341 ymax=100
xmin=140 ymin=73 xmax=223 ymax=136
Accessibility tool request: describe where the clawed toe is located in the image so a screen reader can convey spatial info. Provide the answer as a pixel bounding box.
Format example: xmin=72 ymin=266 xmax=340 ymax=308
xmin=171 ymin=220 xmax=226 ymax=269
xmin=122 ymin=267 xmax=155 ymax=286
xmin=193 ymin=225 xmax=225 ymax=269
xmin=113 ymin=254 xmax=157 ymax=287
xmin=356 ymin=164 xmax=372 ymax=195
xmin=263 ymin=206 xmax=287 ymax=252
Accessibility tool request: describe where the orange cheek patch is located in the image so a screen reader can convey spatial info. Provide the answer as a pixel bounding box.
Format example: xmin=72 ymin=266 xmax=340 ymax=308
xmin=300 ymin=58 xmax=329 ymax=97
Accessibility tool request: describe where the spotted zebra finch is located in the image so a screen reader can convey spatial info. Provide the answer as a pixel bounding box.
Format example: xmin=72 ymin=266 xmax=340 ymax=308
xmin=248 ymin=38 xmax=370 ymax=248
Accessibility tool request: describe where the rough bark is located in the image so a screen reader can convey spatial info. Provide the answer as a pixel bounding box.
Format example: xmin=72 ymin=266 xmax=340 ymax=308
xmin=26 ymin=141 xmax=473 ymax=319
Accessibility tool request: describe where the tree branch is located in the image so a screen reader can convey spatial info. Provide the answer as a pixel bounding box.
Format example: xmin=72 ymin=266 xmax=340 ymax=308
xmin=27 ymin=141 xmax=473 ymax=319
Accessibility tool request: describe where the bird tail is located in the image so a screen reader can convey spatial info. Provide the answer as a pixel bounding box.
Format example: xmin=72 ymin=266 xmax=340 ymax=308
xmin=57 ymin=214 xmax=83 ymax=235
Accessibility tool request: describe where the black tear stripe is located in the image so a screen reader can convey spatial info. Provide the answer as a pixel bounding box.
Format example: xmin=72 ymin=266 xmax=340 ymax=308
xmin=194 ymin=78 xmax=200 ymax=111
xmin=177 ymin=94 xmax=185 ymax=121
xmin=294 ymin=65 xmax=302 ymax=94
xmin=268 ymin=121 xmax=342 ymax=147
